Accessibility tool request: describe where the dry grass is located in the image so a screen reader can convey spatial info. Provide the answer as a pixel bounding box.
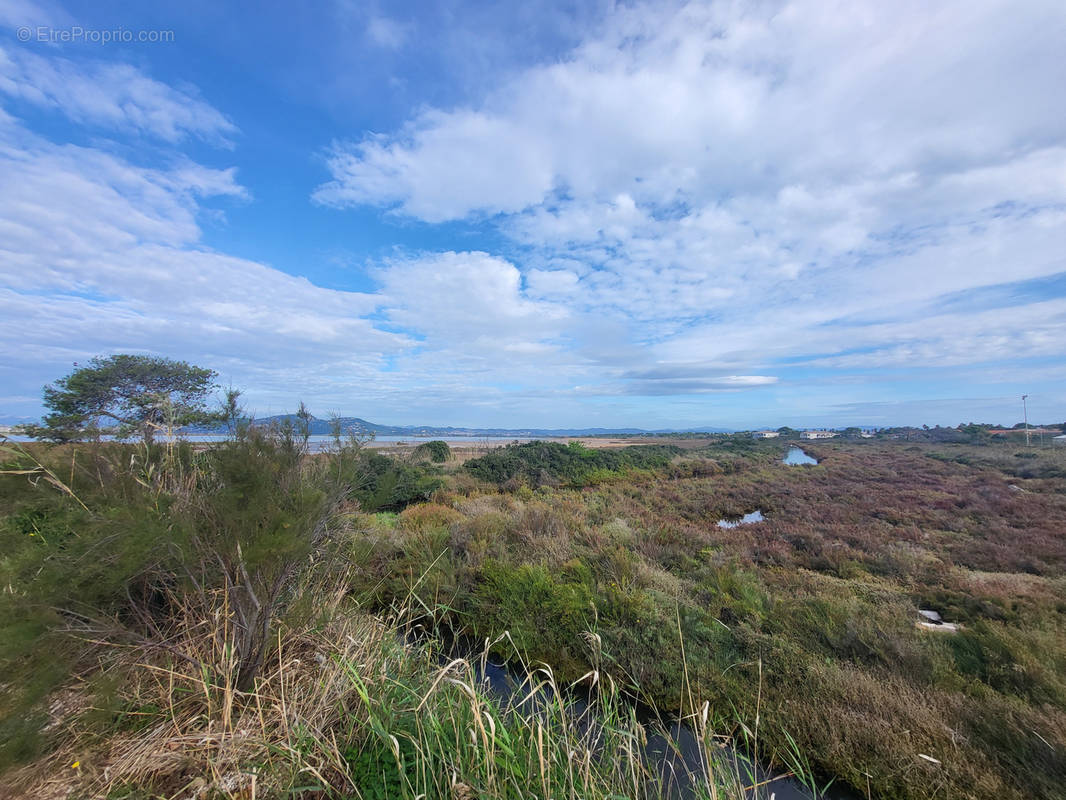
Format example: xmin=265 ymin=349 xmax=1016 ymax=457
xmin=2 ymin=581 xmax=771 ymax=800
xmin=2 ymin=583 xmax=382 ymax=800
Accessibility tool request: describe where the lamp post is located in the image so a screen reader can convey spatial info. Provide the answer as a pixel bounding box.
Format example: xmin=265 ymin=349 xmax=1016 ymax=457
xmin=1022 ymin=394 xmax=1030 ymax=447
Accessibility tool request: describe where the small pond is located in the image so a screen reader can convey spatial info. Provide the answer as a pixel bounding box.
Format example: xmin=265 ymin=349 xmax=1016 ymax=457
xmin=717 ymin=509 xmax=765 ymax=528
xmin=783 ymin=447 xmax=818 ymax=466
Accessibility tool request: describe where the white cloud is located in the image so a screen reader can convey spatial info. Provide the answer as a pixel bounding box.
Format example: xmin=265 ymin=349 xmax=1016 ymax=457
xmin=317 ymin=1 xmax=1065 ymax=220
xmin=366 ymin=15 xmax=407 ymax=49
xmin=0 ymin=136 xmax=248 ymax=291
xmin=0 ymin=114 xmax=415 ymax=414
xmin=525 ymin=268 xmax=579 ymax=296
xmin=597 ymin=372 xmax=780 ymax=397
xmin=314 ymin=0 xmax=1066 ymax=387
xmin=5 ymin=2 xmax=1066 ymax=428
xmin=0 ymin=45 xmax=237 ymax=144
xmin=0 ymin=0 xmax=65 ymax=28
xmin=315 ymin=112 xmax=556 ymax=221
xmin=803 ymin=299 xmax=1066 ymax=370
xmin=0 ymin=103 xmax=621 ymax=421
xmin=372 ymin=251 xmax=571 ymax=360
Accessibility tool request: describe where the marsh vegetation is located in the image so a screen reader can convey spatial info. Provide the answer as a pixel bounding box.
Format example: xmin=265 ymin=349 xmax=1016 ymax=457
xmin=1 ymin=429 xmax=1064 ymax=799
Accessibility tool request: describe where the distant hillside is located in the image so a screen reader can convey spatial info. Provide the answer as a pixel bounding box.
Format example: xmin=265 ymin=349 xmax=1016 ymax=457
xmin=184 ymin=414 xmax=731 ymax=438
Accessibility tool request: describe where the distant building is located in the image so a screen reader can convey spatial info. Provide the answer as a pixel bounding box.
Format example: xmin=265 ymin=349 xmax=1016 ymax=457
xmin=800 ymin=430 xmax=837 ymax=440
xmin=752 ymin=430 xmax=780 ymax=439
xmin=1054 ymin=435 xmax=1066 ymax=447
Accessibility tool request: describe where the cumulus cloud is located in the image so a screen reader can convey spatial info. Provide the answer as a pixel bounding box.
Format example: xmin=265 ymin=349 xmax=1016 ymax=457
xmin=6 ymin=2 xmax=1066 ymax=427
xmin=0 ymin=94 xmax=611 ymax=420
xmin=314 ymin=114 xmax=556 ymax=221
xmin=0 ymin=45 xmax=238 ymax=144
xmin=0 ymin=113 xmax=414 ymax=414
xmin=314 ymin=0 xmax=1066 ymax=391
xmin=373 ymin=251 xmax=567 ymax=343
xmin=316 ymin=1 xmax=1065 ymax=219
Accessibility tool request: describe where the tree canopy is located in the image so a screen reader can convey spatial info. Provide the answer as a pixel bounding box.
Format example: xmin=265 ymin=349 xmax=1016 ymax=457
xmin=27 ymin=355 xmax=219 ymax=443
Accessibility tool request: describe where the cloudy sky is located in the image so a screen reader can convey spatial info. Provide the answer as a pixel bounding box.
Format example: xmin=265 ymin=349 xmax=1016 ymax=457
xmin=1 ymin=0 xmax=1064 ymax=429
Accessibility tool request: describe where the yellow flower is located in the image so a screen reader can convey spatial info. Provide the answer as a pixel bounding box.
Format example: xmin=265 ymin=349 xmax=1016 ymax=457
xmin=71 ymin=761 xmax=80 ymax=769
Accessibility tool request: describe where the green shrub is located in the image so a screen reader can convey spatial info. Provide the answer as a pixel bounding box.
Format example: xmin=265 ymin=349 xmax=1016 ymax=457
xmin=413 ymin=440 xmax=451 ymax=463
xmin=464 ymin=441 xmax=680 ymax=487
xmin=472 ymin=561 xmax=595 ymax=676
xmin=350 ymin=452 xmax=444 ymax=511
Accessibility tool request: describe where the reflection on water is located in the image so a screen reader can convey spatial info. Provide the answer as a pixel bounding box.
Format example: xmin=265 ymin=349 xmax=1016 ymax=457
xmin=474 ymin=657 xmax=847 ymax=800
xmin=717 ymin=510 xmax=765 ymax=528
xmin=783 ymin=447 xmax=818 ymax=465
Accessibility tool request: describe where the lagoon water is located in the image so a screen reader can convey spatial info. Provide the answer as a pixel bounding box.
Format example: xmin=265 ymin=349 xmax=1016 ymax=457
xmin=783 ymin=446 xmax=818 ymax=465
xmin=177 ymin=433 xmax=534 ymax=452
xmin=3 ymin=433 xmax=534 ymax=453
xmin=717 ymin=509 xmax=765 ymax=528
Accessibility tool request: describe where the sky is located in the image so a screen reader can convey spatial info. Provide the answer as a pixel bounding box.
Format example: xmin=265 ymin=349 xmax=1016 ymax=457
xmin=1 ymin=0 xmax=1064 ymax=430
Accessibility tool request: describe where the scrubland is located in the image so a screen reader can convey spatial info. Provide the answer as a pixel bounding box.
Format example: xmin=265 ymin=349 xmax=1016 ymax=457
xmin=2 ymin=432 xmax=1064 ymax=799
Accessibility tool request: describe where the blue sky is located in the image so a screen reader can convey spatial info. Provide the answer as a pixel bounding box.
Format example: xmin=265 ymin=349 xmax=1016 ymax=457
xmin=1 ymin=0 xmax=1064 ymax=429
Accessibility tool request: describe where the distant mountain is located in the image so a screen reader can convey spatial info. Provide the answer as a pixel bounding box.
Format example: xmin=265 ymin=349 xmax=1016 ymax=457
xmin=184 ymin=414 xmax=732 ymax=437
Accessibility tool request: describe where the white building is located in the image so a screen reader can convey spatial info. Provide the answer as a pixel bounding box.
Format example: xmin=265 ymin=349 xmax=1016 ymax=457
xmin=800 ymin=430 xmax=838 ymax=439
xmin=752 ymin=430 xmax=780 ymax=439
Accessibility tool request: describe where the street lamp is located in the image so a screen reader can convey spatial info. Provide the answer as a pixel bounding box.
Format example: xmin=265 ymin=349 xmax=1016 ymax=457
xmin=1022 ymin=394 xmax=1030 ymax=446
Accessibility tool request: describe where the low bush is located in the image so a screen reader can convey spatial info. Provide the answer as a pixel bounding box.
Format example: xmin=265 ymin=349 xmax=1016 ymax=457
xmin=464 ymin=440 xmax=681 ymax=487
xmin=413 ymin=439 xmax=451 ymax=462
